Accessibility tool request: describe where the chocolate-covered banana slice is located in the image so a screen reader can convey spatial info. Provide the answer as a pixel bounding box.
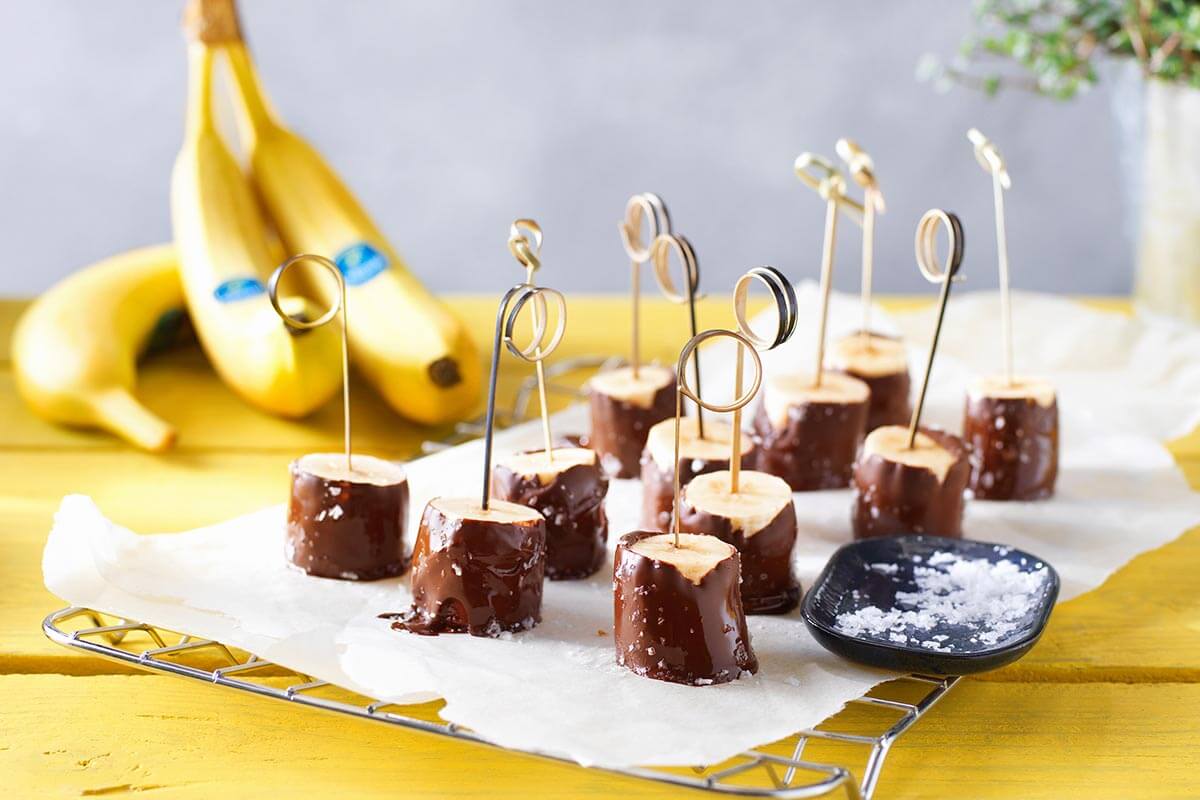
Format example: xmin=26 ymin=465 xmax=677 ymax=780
xmin=753 ymin=371 xmax=869 ymax=491
xmin=640 ymin=417 xmax=757 ymax=530
xmin=852 ymin=425 xmax=970 ymax=540
xmin=829 ymin=332 xmax=911 ymax=432
xmin=587 ymin=365 xmax=675 ymax=478
xmin=286 ymin=453 xmax=409 ymax=581
xmin=678 ymin=470 xmax=799 ymax=614
xmin=613 ymin=531 xmax=757 ymax=685
xmin=392 ymin=497 xmax=546 ymax=637
xmin=964 ymin=375 xmax=1058 ymax=501
xmin=492 ymin=447 xmax=608 ymax=580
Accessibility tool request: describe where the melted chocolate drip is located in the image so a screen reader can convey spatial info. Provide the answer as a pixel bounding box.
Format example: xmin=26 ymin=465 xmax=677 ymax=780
xmin=390 ymin=501 xmax=546 ymax=637
xmin=491 ymin=454 xmax=609 ymax=580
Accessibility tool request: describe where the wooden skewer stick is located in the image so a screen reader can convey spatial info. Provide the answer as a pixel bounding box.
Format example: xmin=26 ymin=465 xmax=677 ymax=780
xmin=730 ymin=266 xmax=798 ymax=494
xmin=650 ymin=232 xmax=705 ymax=439
xmin=268 ymin=254 xmax=352 ymax=473
xmin=671 ymin=329 xmax=762 ymax=547
xmin=836 ymin=139 xmax=887 ymax=348
xmin=508 ymin=219 xmax=554 ymax=460
xmin=968 ymin=128 xmax=1015 ymax=387
xmin=794 ymin=153 xmax=849 ymax=388
xmin=618 ymin=193 xmax=672 ymax=379
xmin=906 ymin=210 xmax=966 ymax=450
xmin=480 ymin=283 xmax=568 ymax=510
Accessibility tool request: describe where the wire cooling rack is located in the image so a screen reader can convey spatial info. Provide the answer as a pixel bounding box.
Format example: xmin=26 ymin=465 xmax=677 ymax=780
xmin=43 ymin=607 xmax=956 ymax=799
xmin=41 ymin=356 xmax=960 ymax=798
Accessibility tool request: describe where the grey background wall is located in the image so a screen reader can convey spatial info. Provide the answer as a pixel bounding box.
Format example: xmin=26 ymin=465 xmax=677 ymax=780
xmin=0 ymin=1 xmax=1129 ymax=297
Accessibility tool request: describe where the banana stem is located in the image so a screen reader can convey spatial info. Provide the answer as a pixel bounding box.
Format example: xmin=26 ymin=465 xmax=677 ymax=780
xmin=225 ymin=43 xmax=278 ymax=142
xmin=183 ymin=0 xmax=243 ymax=44
xmin=90 ymin=389 xmax=177 ymax=452
xmin=184 ymin=46 xmax=216 ymax=139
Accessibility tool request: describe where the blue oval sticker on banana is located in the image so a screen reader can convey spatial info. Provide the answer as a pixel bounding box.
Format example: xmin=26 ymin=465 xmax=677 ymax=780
xmin=335 ymin=242 xmax=388 ymax=286
xmin=213 ymin=277 xmax=267 ymax=303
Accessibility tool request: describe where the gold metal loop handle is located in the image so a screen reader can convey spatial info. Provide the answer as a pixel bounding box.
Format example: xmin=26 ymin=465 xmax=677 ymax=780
xmin=794 ymin=152 xmax=865 ymax=218
xmin=508 ymin=218 xmax=543 ymax=272
xmin=915 ymin=209 xmax=965 ymax=284
xmin=503 ymin=287 xmax=566 ymax=364
xmin=649 ymin=233 xmax=701 ymax=304
xmin=733 ymin=266 xmax=798 ymax=351
xmin=836 ymin=138 xmax=886 ymax=212
xmin=676 ymin=329 xmax=762 ymax=414
xmin=268 ymin=254 xmax=343 ymax=329
xmin=967 ymin=128 xmax=1011 ymax=189
xmin=267 ymin=253 xmax=352 ymax=471
xmin=619 ymin=192 xmax=671 ymax=263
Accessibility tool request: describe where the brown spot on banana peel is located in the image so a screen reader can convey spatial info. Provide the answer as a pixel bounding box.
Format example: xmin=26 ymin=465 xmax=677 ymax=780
xmin=427 ymin=357 xmax=462 ymax=388
xmin=281 ymin=310 xmax=313 ymax=338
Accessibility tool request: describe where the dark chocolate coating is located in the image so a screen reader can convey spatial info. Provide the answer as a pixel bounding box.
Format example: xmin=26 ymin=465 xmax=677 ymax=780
xmin=391 ymin=501 xmax=546 ymax=636
xmin=588 ymin=372 xmax=675 ymax=478
xmin=613 ymin=531 xmax=758 ymax=685
xmin=964 ymin=393 xmax=1059 ymax=500
xmin=753 ymin=396 xmax=868 ymax=491
xmin=492 ymin=455 xmax=609 ymax=580
xmin=640 ymin=442 xmax=760 ymax=531
xmin=677 ymin=490 xmax=800 ymax=614
xmin=851 ymin=428 xmax=970 ymax=540
xmin=286 ymin=461 xmax=409 ymax=581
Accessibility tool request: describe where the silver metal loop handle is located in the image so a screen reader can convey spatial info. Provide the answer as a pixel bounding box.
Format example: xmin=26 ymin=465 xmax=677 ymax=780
xmin=733 ymin=266 xmax=797 ymax=352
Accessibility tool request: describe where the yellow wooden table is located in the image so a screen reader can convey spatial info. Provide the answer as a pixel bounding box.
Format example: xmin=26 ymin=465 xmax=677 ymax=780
xmin=2 ymin=296 xmax=1198 ymax=799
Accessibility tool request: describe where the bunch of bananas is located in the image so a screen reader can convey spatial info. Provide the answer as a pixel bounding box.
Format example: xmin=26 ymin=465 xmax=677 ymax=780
xmin=12 ymin=0 xmax=481 ymax=450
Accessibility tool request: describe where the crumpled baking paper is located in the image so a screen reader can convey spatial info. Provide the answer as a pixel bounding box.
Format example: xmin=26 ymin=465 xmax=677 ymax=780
xmin=44 ymin=288 xmax=1200 ymax=767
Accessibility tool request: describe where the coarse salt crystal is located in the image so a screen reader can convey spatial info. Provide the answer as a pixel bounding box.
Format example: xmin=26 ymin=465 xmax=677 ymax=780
xmin=833 ymin=551 xmax=1048 ymax=654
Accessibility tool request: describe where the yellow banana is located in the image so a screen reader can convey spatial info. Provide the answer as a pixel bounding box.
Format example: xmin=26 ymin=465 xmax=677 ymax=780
xmin=171 ymin=32 xmax=343 ymax=418
xmin=12 ymin=244 xmax=183 ymax=451
xmin=202 ymin=2 xmax=481 ymax=425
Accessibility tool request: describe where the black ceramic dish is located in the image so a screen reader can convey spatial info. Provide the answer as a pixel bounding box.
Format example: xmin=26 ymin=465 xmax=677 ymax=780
xmin=802 ymin=535 xmax=1060 ymax=675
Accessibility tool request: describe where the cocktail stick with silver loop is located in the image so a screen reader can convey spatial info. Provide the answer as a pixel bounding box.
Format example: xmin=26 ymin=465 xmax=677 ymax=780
xmin=268 ymin=254 xmax=352 ymax=471
xmin=968 ymin=128 xmax=1015 ymax=387
xmin=650 ymin=232 xmax=705 ymax=438
xmin=618 ymin=193 xmax=671 ymax=379
xmin=480 ymin=284 xmax=567 ymax=510
xmin=507 ymin=218 xmax=556 ymax=460
xmin=729 ymin=266 xmax=798 ymax=493
xmin=907 ymin=210 xmax=965 ymax=449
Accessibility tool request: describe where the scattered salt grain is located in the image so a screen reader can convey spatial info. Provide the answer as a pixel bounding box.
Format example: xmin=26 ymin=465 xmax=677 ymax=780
xmin=834 ymin=551 xmax=1048 ymax=653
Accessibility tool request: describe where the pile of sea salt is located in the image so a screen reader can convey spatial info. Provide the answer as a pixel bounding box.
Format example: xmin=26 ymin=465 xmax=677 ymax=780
xmin=835 ymin=550 xmax=1049 ymax=653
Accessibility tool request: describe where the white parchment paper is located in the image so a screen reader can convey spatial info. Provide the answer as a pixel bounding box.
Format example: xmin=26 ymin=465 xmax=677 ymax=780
xmin=44 ymin=289 xmax=1200 ymax=767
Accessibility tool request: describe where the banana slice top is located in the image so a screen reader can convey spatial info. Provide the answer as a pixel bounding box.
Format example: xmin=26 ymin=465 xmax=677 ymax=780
xmin=589 ymin=365 xmax=674 ymax=408
xmin=684 ymin=471 xmax=792 ymax=537
xmin=626 ymin=532 xmax=736 ymax=586
xmin=861 ymin=426 xmax=958 ymax=483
